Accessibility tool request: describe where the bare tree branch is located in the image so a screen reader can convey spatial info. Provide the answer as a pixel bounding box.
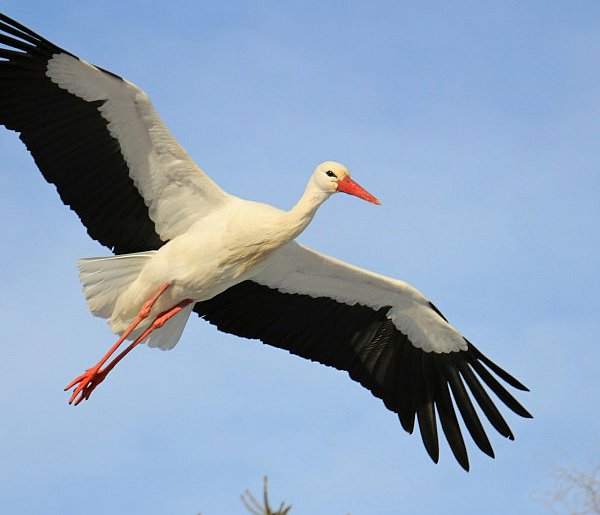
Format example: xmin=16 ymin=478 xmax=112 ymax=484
xmin=240 ymin=476 xmax=292 ymax=515
xmin=538 ymin=459 xmax=600 ymax=514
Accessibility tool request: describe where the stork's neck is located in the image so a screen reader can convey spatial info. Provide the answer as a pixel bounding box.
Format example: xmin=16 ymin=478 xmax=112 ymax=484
xmin=284 ymin=178 xmax=332 ymax=239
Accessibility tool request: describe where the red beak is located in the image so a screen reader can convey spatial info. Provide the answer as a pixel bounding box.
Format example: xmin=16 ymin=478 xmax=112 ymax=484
xmin=336 ymin=176 xmax=381 ymax=205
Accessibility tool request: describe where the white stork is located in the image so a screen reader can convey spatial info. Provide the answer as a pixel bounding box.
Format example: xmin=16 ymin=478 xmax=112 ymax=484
xmin=0 ymin=13 xmax=531 ymax=471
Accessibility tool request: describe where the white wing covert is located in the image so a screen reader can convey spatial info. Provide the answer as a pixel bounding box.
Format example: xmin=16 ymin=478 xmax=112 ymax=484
xmin=253 ymin=242 xmax=468 ymax=353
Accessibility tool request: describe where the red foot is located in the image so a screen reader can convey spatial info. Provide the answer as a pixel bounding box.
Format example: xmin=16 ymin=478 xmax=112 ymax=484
xmin=64 ymin=294 xmax=193 ymax=406
xmin=65 ymin=366 xmax=108 ymax=405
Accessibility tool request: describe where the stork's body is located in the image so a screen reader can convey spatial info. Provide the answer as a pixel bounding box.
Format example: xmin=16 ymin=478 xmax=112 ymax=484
xmin=95 ymin=164 xmax=364 ymax=341
xmin=111 ymin=203 xmax=295 ymax=335
xmin=0 ymin=13 xmax=531 ymax=471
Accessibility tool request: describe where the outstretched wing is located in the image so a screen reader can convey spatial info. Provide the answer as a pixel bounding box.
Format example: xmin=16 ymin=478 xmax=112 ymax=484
xmin=0 ymin=13 xmax=232 ymax=253
xmin=195 ymin=242 xmax=531 ymax=470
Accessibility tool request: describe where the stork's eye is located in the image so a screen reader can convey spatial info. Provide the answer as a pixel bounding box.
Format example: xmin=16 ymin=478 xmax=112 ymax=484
xmin=325 ymin=170 xmax=336 ymax=178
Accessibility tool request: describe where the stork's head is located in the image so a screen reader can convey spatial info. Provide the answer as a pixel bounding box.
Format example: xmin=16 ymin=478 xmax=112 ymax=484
xmin=312 ymin=161 xmax=381 ymax=205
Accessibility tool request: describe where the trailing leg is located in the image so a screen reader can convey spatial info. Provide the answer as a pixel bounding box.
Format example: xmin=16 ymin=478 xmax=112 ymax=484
xmin=65 ymin=283 xmax=173 ymax=405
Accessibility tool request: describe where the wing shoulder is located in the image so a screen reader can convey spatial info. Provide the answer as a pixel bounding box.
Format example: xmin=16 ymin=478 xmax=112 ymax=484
xmin=253 ymin=242 xmax=467 ymax=354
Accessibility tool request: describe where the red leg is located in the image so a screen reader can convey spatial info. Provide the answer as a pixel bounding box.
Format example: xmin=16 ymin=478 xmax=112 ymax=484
xmin=75 ymin=299 xmax=193 ymax=404
xmin=65 ymin=282 xmax=172 ymax=405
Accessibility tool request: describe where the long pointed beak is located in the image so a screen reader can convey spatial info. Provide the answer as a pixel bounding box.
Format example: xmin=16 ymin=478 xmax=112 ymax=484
xmin=336 ymin=176 xmax=381 ymax=205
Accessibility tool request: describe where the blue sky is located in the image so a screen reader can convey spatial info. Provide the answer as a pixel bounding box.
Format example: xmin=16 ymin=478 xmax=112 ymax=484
xmin=1 ymin=1 xmax=599 ymax=513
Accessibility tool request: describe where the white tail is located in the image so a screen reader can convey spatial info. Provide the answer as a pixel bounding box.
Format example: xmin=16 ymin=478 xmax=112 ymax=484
xmin=77 ymin=251 xmax=195 ymax=351
xmin=78 ymin=252 xmax=156 ymax=319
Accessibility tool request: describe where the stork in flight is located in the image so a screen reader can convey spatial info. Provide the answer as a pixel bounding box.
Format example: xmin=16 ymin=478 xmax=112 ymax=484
xmin=0 ymin=13 xmax=531 ymax=471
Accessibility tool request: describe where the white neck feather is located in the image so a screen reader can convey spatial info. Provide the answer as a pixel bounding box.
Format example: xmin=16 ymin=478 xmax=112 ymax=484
xmin=283 ymin=177 xmax=332 ymax=240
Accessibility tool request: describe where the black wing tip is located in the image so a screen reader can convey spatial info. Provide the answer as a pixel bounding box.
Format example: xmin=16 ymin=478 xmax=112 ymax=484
xmin=401 ymin=424 xmax=415 ymax=435
xmin=0 ymin=13 xmax=22 ymax=28
xmin=452 ymin=446 xmax=471 ymax=472
xmin=398 ymin=412 xmax=415 ymax=434
xmin=465 ymin=340 xmax=530 ymax=391
xmin=0 ymin=12 xmax=75 ymax=60
xmin=423 ymin=443 xmax=439 ymax=465
xmin=519 ymin=383 xmax=531 ymax=393
xmin=475 ymin=439 xmax=495 ymax=460
xmin=506 ymin=378 xmax=530 ymax=392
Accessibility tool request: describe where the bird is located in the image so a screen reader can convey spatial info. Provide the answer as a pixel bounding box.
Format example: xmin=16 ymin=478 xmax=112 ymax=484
xmin=0 ymin=12 xmax=531 ymax=471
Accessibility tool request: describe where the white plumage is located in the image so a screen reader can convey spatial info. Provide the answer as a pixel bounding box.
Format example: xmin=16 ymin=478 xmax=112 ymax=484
xmin=0 ymin=13 xmax=531 ymax=471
